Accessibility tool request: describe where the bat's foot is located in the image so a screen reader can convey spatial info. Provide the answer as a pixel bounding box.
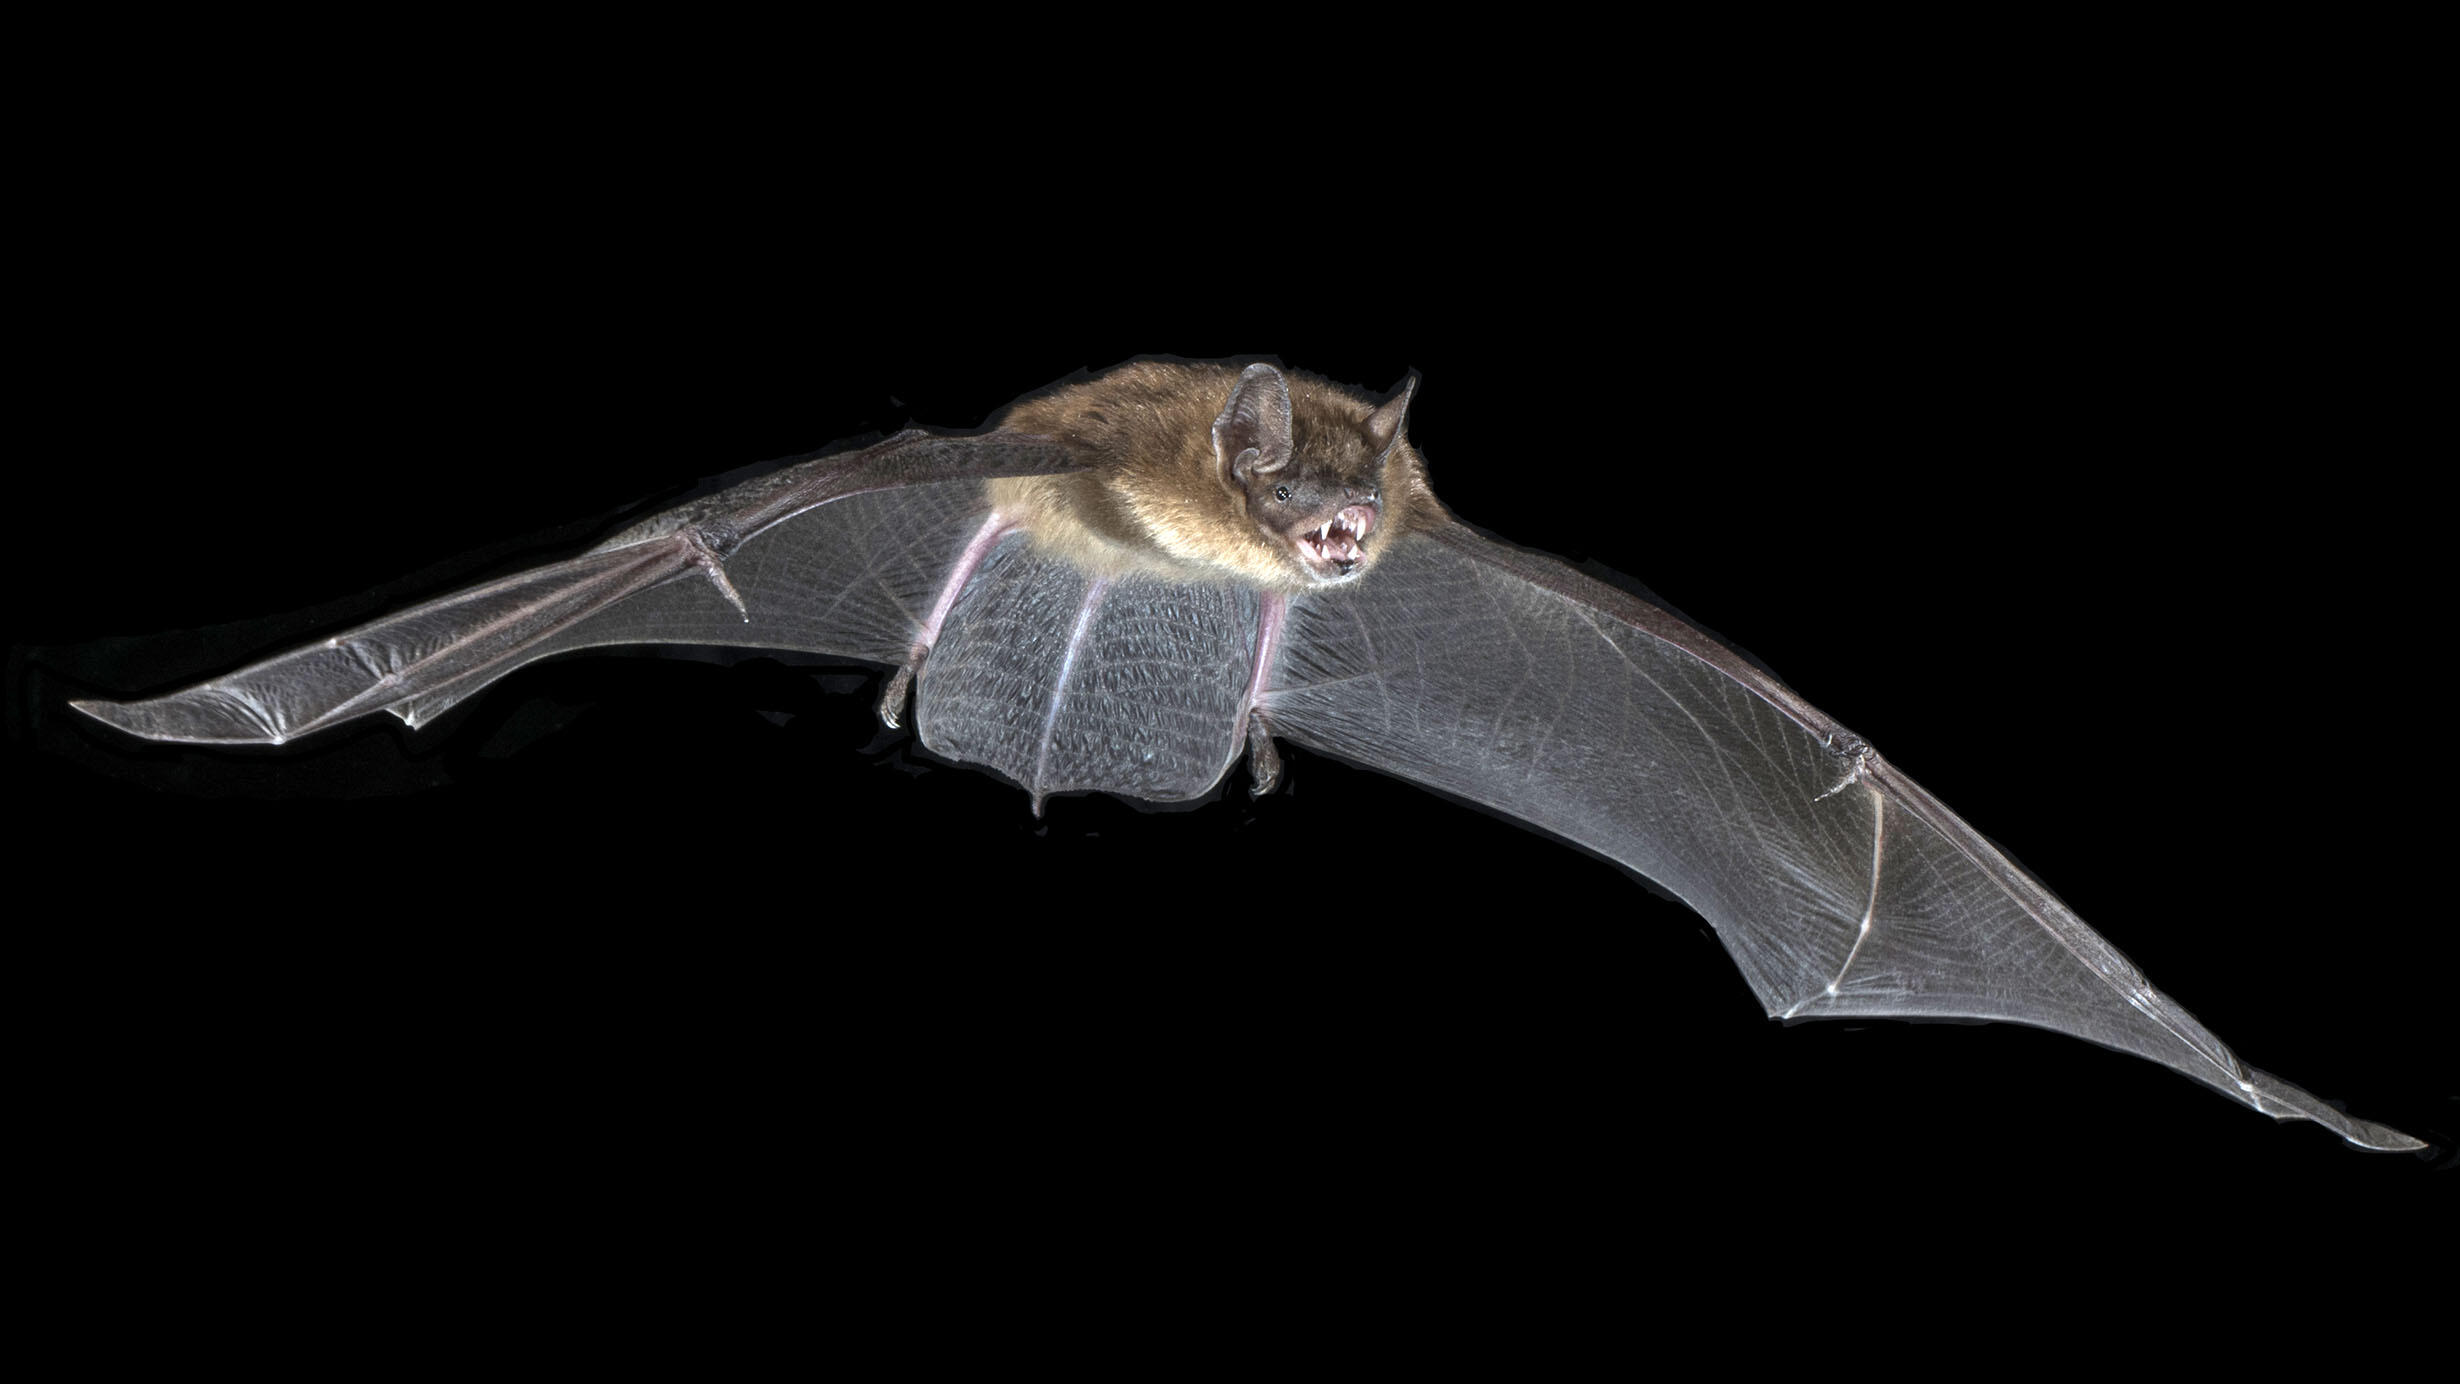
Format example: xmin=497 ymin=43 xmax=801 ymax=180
xmin=1245 ymin=714 xmax=1283 ymax=797
xmin=878 ymin=662 xmax=917 ymax=730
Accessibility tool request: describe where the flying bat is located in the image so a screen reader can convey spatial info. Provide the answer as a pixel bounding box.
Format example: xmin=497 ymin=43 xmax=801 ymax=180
xmin=58 ymin=358 xmax=2422 ymax=1152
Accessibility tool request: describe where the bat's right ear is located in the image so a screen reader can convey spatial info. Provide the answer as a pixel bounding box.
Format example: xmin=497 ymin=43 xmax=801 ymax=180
xmin=1212 ymin=362 xmax=1294 ymax=485
xmin=1363 ymin=371 xmax=1419 ymax=457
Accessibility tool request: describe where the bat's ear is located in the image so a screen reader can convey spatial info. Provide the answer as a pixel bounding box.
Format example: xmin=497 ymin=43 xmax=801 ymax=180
xmin=1363 ymin=372 xmax=1419 ymax=457
xmin=1213 ymin=362 xmax=1294 ymax=485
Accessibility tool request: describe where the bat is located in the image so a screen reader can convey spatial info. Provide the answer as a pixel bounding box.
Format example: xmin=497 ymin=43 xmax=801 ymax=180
xmin=43 ymin=354 xmax=2430 ymax=1162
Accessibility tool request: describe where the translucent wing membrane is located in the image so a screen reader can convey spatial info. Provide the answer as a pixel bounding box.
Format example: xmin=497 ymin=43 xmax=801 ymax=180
xmin=1267 ymin=524 xmax=2420 ymax=1150
xmin=69 ymin=431 xmax=2418 ymax=1150
xmin=75 ymin=434 xmax=1082 ymax=746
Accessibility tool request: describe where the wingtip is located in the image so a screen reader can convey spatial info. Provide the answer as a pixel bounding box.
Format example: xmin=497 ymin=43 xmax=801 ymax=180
xmin=69 ymin=697 xmax=142 ymax=736
xmin=65 ymin=690 xmax=289 ymax=745
xmin=2335 ymin=1122 xmax=2426 ymax=1154
xmin=2243 ymin=1064 xmax=2424 ymax=1152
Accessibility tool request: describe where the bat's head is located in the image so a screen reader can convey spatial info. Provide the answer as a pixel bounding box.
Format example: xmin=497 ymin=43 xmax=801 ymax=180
xmin=1212 ymin=363 xmax=1414 ymax=586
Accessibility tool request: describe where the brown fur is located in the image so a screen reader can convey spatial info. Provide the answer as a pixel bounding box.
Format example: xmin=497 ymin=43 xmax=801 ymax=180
xmin=986 ymin=361 xmax=1440 ymax=593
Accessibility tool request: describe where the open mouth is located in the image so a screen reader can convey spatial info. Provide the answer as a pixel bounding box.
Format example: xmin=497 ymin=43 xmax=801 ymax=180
xmin=1296 ymin=503 xmax=1378 ymax=577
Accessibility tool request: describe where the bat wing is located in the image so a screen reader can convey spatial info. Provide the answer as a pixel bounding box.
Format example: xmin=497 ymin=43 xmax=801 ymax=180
xmin=1265 ymin=520 xmax=2421 ymax=1150
xmin=70 ymin=432 xmax=1085 ymax=745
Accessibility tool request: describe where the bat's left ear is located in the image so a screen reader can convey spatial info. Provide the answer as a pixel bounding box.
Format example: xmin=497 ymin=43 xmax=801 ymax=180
xmin=1364 ymin=372 xmax=1419 ymax=456
xmin=1213 ymin=362 xmax=1296 ymax=485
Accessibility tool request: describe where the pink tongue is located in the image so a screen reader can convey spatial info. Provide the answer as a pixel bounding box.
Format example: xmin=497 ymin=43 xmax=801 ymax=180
xmin=1322 ymin=529 xmax=1361 ymax=562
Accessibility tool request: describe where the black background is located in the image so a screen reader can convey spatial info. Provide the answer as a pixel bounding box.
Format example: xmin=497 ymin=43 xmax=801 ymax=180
xmin=10 ymin=105 xmax=2448 ymax=1300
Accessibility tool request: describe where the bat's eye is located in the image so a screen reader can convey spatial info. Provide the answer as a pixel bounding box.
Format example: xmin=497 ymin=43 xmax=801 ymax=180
xmin=1274 ymin=485 xmax=1292 ymax=502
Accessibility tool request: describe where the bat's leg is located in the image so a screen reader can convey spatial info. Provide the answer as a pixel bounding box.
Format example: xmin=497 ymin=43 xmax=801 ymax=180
xmin=879 ymin=510 xmax=1018 ymax=733
xmin=1244 ymin=713 xmax=1284 ymax=797
xmin=1240 ymin=590 xmax=1290 ymax=797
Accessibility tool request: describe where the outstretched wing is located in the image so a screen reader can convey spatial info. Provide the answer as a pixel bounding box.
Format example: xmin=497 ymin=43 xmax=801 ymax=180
xmin=1265 ymin=520 xmax=2421 ymax=1150
xmin=71 ymin=433 xmax=1084 ymax=745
